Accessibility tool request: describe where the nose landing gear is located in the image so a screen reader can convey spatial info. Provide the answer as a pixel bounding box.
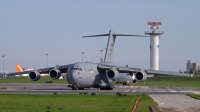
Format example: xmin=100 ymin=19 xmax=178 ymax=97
xmin=71 ymin=86 xmax=77 ymax=90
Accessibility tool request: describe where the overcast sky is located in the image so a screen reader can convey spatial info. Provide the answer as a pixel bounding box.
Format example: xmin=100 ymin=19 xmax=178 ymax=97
xmin=0 ymin=0 xmax=200 ymax=72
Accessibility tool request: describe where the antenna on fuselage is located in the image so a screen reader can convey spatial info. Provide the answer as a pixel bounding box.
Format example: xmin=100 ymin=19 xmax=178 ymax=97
xmin=82 ymin=29 xmax=148 ymax=63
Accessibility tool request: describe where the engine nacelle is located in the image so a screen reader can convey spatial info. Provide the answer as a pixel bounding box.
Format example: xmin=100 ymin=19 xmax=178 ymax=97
xmin=28 ymin=71 xmax=41 ymax=81
xmin=135 ymin=71 xmax=147 ymax=81
xmin=49 ymin=68 xmax=61 ymax=80
xmin=107 ymin=68 xmax=119 ymax=79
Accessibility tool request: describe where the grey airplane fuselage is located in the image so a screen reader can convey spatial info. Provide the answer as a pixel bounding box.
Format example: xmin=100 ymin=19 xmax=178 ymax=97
xmin=66 ymin=62 xmax=134 ymax=88
xmin=67 ymin=62 xmax=102 ymax=88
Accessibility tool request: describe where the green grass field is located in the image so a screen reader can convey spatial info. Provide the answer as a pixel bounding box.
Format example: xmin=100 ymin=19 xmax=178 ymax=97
xmin=187 ymin=93 xmax=200 ymax=100
xmin=0 ymin=94 xmax=157 ymax=112
xmin=1 ymin=75 xmax=200 ymax=88
xmin=134 ymin=75 xmax=200 ymax=88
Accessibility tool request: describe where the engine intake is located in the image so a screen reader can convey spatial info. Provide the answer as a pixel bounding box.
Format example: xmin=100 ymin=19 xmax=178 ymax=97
xmin=107 ymin=68 xmax=119 ymax=79
xmin=49 ymin=68 xmax=61 ymax=80
xmin=135 ymin=71 xmax=147 ymax=81
xmin=28 ymin=71 xmax=41 ymax=81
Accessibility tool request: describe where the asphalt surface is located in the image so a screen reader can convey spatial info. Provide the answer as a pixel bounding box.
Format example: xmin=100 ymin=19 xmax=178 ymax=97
xmin=150 ymin=94 xmax=200 ymax=112
xmin=0 ymin=83 xmax=199 ymax=94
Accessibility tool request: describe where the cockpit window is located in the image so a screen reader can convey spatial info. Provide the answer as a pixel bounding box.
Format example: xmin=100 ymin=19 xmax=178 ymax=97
xmin=71 ymin=68 xmax=82 ymax=71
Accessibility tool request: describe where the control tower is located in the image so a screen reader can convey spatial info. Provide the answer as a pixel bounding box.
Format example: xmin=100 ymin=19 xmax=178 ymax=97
xmin=145 ymin=22 xmax=164 ymax=70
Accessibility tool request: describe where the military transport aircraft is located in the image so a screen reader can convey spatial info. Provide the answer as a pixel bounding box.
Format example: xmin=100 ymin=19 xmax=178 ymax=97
xmin=7 ymin=30 xmax=193 ymax=90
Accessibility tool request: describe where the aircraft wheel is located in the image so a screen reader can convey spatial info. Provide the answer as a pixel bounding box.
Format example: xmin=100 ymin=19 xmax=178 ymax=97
xmin=72 ymin=86 xmax=77 ymax=90
xmin=100 ymin=86 xmax=113 ymax=90
xmin=78 ymin=88 xmax=84 ymax=90
xmin=108 ymin=87 xmax=113 ymax=90
xmin=105 ymin=86 xmax=113 ymax=90
xmin=100 ymin=87 xmax=105 ymax=90
xmin=123 ymin=82 xmax=127 ymax=86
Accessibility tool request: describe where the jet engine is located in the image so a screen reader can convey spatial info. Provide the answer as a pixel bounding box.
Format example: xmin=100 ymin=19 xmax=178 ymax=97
xmin=135 ymin=71 xmax=147 ymax=81
xmin=49 ymin=68 xmax=61 ymax=80
xmin=106 ymin=68 xmax=119 ymax=79
xmin=28 ymin=71 xmax=41 ymax=81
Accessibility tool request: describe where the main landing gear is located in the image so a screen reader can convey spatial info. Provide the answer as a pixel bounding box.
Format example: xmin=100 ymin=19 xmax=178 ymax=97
xmin=100 ymin=86 xmax=113 ymax=90
xmin=71 ymin=86 xmax=85 ymax=90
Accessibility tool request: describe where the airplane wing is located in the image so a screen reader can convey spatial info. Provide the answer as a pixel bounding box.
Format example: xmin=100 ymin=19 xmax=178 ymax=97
xmin=6 ymin=64 xmax=72 ymax=77
xmin=98 ymin=63 xmax=193 ymax=77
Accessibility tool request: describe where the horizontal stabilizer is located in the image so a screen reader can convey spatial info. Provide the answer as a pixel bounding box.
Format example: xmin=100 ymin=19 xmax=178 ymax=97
xmin=83 ymin=33 xmax=148 ymax=38
xmin=82 ymin=34 xmax=109 ymax=38
xmin=113 ymin=33 xmax=149 ymax=37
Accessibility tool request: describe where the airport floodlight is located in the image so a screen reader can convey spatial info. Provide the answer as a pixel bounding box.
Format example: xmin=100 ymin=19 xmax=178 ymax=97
xmin=99 ymin=50 xmax=103 ymax=62
xmin=2 ymin=55 xmax=5 ymax=78
xmin=46 ymin=53 xmax=48 ymax=67
xmin=80 ymin=52 xmax=84 ymax=62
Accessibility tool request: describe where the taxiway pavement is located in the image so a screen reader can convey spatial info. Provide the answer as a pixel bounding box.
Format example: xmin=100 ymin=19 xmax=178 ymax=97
xmin=150 ymin=94 xmax=200 ymax=112
xmin=0 ymin=83 xmax=199 ymax=94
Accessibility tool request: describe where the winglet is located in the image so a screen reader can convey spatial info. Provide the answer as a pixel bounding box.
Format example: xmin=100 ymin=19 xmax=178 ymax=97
xmin=15 ymin=63 xmax=23 ymax=73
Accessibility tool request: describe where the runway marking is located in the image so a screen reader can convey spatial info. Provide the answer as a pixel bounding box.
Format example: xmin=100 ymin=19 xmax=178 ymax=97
xmin=130 ymin=90 xmax=137 ymax=92
xmin=124 ymin=89 xmax=131 ymax=92
xmin=180 ymin=91 xmax=200 ymax=93
xmin=121 ymin=86 xmax=135 ymax=89
xmin=190 ymin=91 xmax=200 ymax=94
xmin=169 ymin=91 xmax=177 ymax=92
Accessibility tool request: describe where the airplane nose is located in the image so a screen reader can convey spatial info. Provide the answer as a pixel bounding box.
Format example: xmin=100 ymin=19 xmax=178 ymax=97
xmin=67 ymin=70 xmax=77 ymax=85
xmin=70 ymin=71 xmax=79 ymax=83
xmin=67 ymin=70 xmax=78 ymax=84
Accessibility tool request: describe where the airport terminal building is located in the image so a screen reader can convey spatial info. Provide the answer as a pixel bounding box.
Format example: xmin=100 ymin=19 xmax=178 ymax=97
xmin=186 ymin=60 xmax=199 ymax=74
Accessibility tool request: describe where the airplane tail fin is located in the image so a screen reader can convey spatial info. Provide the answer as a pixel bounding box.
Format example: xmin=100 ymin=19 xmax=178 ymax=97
xmin=15 ymin=63 xmax=23 ymax=73
xmin=83 ymin=30 xmax=148 ymax=63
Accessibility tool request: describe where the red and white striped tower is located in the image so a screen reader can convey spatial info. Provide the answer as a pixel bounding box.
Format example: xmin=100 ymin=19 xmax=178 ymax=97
xmin=145 ymin=22 xmax=164 ymax=70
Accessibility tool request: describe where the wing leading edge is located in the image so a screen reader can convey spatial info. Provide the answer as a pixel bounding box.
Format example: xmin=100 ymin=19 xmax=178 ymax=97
xmin=6 ymin=64 xmax=72 ymax=77
xmin=98 ymin=63 xmax=193 ymax=77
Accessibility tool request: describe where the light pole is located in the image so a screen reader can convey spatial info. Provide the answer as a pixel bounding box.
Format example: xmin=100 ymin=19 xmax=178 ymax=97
xmin=2 ymin=55 xmax=5 ymax=78
xmin=80 ymin=52 xmax=84 ymax=62
xmin=46 ymin=53 xmax=48 ymax=67
xmin=99 ymin=50 xmax=103 ymax=62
